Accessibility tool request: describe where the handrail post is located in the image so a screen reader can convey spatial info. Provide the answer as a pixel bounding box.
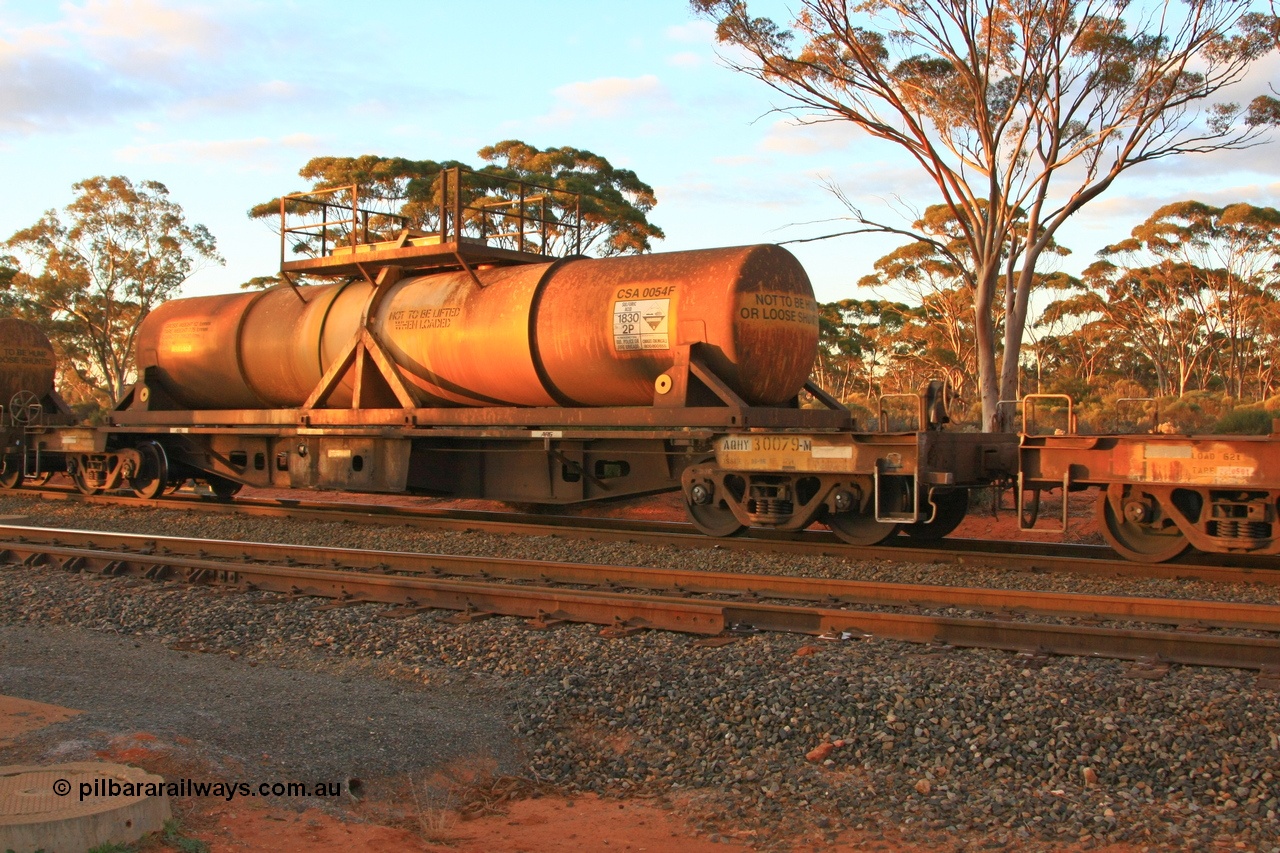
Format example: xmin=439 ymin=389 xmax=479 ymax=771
xmin=279 ymin=195 xmax=286 ymax=268
xmin=439 ymin=169 xmax=449 ymax=243
xmin=877 ymin=392 xmax=924 ymax=432
xmin=518 ymin=181 xmax=526 ymax=253
xmin=540 ymin=195 xmax=548 ymax=255
xmin=452 ymin=168 xmax=463 ymax=245
xmin=1020 ymin=393 xmax=1075 ymax=435
xmin=349 ymin=184 xmax=357 ymax=249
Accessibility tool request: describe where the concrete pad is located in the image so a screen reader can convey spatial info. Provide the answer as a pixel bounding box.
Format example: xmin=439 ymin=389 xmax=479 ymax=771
xmin=0 ymin=761 xmax=171 ymax=853
xmin=0 ymin=695 xmax=82 ymax=748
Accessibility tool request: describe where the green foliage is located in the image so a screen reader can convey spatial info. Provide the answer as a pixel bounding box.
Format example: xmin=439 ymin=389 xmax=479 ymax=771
xmin=828 ymin=202 xmax=1074 ymax=410
xmin=1074 ymin=403 xmax=1147 ymax=435
xmin=479 ymin=141 xmax=662 ymax=255
xmin=3 ymin=176 xmax=222 ymax=404
xmin=1104 ymin=201 xmax=1280 ymax=398
xmin=855 ymin=205 xmax=1004 ymax=402
xmin=251 ymin=141 xmax=663 ymax=259
xmin=1161 ymin=392 xmax=1232 ymax=434
xmin=161 ymin=818 xmax=210 ymax=853
xmin=845 ymin=400 xmax=875 ymax=430
xmin=819 ymin=193 xmax=1280 ymax=422
xmin=239 ymin=274 xmax=284 ymax=290
xmin=812 ymin=297 xmax=924 ymax=400
xmin=74 ymin=398 xmax=110 ymax=425
xmin=1212 ymin=405 xmax=1274 ymax=434
xmin=78 ymin=818 xmax=209 ymax=853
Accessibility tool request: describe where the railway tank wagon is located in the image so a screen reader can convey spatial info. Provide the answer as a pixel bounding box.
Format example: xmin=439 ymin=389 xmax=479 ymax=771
xmin=1 ymin=170 xmax=1014 ymax=543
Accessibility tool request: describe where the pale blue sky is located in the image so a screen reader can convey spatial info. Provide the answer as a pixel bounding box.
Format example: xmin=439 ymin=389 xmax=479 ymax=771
xmin=3 ymin=0 xmax=1278 ymax=304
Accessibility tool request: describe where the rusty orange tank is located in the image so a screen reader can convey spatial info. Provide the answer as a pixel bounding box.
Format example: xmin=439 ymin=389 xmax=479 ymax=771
xmin=135 ymin=245 xmax=819 ymax=409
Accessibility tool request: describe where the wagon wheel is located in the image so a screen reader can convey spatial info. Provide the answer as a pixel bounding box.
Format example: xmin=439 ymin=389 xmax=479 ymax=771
xmin=684 ymin=484 xmax=744 ymax=537
xmin=686 ymin=501 xmax=744 ymax=537
xmin=902 ymin=488 xmax=968 ymax=541
xmin=68 ymin=460 xmax=100 ymax=495
xmin=0 ymin=456 xmax=22 ymax=490
xmin=825 ymin=507 xmax=899 ymax=546
xmin=825 ymin=476 xmax=903 ymax=546
xmin=1097 ymin=486 xmax=1189 ymax=563
xmin=682 ymin=463 xmax=744 ymax=538
xmin=206 ymin=476 xmax=242 ymax=501
xmin=8 ymin=390 xmax=42 ymax=425
xmin=128 ymin=441 xmax=170 ymax=500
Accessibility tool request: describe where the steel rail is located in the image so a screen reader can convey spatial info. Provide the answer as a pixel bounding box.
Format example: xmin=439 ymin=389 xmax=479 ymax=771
xmin=2 ymin=527 xmax=1279 ymax=669
xmin=9 ymin=488 xmax=1280 ymax=585
xmin=2 ymin=525 xmax=1278 ymax=632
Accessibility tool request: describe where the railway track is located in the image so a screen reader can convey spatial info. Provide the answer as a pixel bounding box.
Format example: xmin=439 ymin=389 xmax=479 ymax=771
xmin=10 ymin=486 xmax=1280 ymax=586
xmin=2 ymin=524 xmax=1279 ymax=671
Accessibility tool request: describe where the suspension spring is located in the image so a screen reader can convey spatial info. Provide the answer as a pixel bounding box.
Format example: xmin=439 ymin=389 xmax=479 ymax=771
xmin=1210 ymin=519 xmax=1271 ymax=539
xmin=746 ymin=498 xmax=794 ymax=522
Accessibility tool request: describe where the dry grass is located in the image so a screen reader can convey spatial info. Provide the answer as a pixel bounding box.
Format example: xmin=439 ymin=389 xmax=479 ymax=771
xmin=411 ymin=783 xmax=457 ymax=844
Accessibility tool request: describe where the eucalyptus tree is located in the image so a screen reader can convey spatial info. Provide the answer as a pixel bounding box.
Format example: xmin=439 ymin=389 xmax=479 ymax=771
xmin=250 ymin=140 xmax=664 ymax=262
xmin=3 ymin=176 xmax=221 ymax=404
xmin=694 ymin=0 xmax=1280 ymax=429
xmin=1042 ymin=259 xmax=1214 ymax=396
xmin=1100 ymin=201 xmax=1280 ymax=397
xmin=815 ymin=297 xmax=915 ymax=400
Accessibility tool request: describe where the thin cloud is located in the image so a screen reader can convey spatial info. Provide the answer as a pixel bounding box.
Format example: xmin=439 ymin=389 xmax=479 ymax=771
xmin=115 ymin=133 xmax=322 ymax=166
xmin=659 ymin=174 xmax=814 ymax=209
xmin=1137 ymin=142 xmax=1280 ymax=181
xmin=759 ymin=119 xmax=862 ymax=155
xmin=68 ymin=0 xmax=229 ymax=69
xmin=1084 ymin=182 xmax=1280 ymax=222
xmin=665 ymin=21 xmax=716 ymax=43
xmin=666 ymin=51 xmax=703 ymax=69
xmin=711 ymin=154 xmax=763 ymax=167
xmin=539 ymin=75 xmax=673 ymax=125
xmin=0 ymin=1 xmax=256 ymax=133
xmin=167 ymin=80 xmax=305 ymax=118
xmin=0 ymin=49 xmax=149 ymax=132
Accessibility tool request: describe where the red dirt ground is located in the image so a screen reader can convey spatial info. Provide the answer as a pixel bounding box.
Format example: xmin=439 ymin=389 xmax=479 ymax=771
xmin=0 ymin=709 xmax=944 ymax=852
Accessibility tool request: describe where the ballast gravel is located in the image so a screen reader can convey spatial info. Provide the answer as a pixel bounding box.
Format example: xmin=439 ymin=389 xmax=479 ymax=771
xmin=0 ymin=493 xmax=1278 ymax=851
xmin=3 ymin=493 xmax=1279 ymax=605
